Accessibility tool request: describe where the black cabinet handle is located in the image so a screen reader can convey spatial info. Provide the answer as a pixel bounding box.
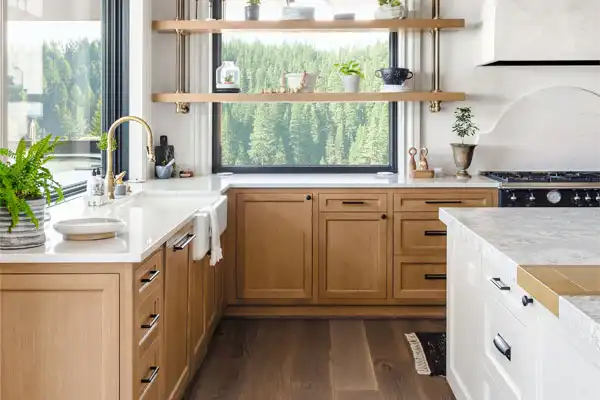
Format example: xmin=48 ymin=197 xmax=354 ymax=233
xmin=490 ymin=277 xmax=510 ymax=291
xmin=141 ymin=366 xmax=160 ymax=384
xmin=141 ymin=270 xmax=161 ymax=284
xmin=174 ymin=233 xmax=196 ymax=251
xmin=141 ymin=314 xmax=160 ymax=329
xmin=493 ymin=334 xmax=511 ymax=361
xmin=424 ymin=273 xmax=447 ymax=280
xmin=306 ymin=194 xmax=312 ymax=200
xmin=342 ymin=201 xmax=366 ymax=205
xmin=424 ymin=230 xmax=447 ymax=236
xmin=424 ymin=200 xmax=463 ymax=205
xmin=381 ymin=214 xmax=387 ymax=220
xmin=522 ymin=295 xmax=534 ymax=307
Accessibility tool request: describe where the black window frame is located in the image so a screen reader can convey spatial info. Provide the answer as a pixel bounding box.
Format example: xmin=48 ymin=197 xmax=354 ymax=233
xmin=211 ymin=0 xmax=399 ymax=174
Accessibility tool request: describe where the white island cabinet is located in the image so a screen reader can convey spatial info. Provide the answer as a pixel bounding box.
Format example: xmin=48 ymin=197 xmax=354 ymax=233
xmin=445 ymin=218 xmax=600 ymax=400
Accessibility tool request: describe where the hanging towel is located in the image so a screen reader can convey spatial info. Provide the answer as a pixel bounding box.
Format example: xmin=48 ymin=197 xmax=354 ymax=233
xmin=208 ymin=207 xmax=223 ymax=266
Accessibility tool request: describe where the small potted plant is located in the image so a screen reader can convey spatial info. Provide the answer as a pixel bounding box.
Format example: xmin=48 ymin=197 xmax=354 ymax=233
xmin=0 ymin=135 xmax=64 ymax=249
xmin=451 ymin=106 xmax=479 ymax=178
xmin=375 ymin=0 xmax=407 ymax=20
xmin=334 ymin=60 xmax=364 ymax=93
xmin=245 ymin=0 xmax=261 ymax=21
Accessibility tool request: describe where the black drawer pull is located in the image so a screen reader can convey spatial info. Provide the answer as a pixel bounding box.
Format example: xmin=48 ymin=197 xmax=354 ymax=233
xmin=174 ymin=233 xmax=196 ymax=251
xmin=424 ymin=273 xmax=447 ymax=280
xmin=490 ymin=277 xmax=511 ymax=291
xmin=342 ymin=201 xmax=366 ymax=205
xmin=424 ymin=230 xmax=447 ymax=236
xmin=141 ymin=366 xmax=160 ymax=384
xmin=493 ymin=334 xmax=511 ymax=361
xmin=424 ymin=200 xmax=463 ymax=205
xmin=141 ymin=270 xmax=160 ymax=284
xmin=141 ymin=314 xmax=160 ymax=329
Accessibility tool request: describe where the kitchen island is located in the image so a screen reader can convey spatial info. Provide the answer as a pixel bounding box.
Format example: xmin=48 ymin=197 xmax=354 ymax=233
xmin=441 ymin=207 xmax=600 ymax=400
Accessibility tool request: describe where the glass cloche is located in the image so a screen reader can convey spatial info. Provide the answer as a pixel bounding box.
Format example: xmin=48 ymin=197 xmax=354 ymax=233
xmin=216 ymin=61 xmax=241 ymax=93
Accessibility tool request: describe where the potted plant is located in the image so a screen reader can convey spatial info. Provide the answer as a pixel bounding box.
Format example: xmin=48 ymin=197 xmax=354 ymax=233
xmin=334 ymin=60 xmax=365 ymax=93
xmin=451 ymin=106 xmax=479 ymax=178
xmin=245 ymin=0 xmax=261 ymax=21
xmin=0 ymin=135 xmax=64 ymax=249
xmin=375 ymin=0 xmax=407 ymax=19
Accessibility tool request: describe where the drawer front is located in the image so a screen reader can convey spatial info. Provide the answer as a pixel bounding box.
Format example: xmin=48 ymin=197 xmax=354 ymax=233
xmin=393 ymin=260 xmax=446 ymax=300
xmin=136 ymin=249 xmax=164 ymax=299
xmin=136 ymin=288 xmax=162 ymax=348
xmin=319 ymin=193 xmax=387 ymax=212
xmin=394 ymin=191 xmax=495 ymax=212
xmin=394 ymin=213 xmax=447 ymax=256
xmin=138 ymin=335 xmax=162 ymax=400
xmin=483 ymin=293 xmax=533 ymax=400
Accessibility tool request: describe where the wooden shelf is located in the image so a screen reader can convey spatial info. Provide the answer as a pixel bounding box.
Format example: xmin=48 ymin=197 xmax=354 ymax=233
xmin=152 ymin=19 xmax=465 ymax=33
xmin=152 ymin=92 xmax=466 ymax=103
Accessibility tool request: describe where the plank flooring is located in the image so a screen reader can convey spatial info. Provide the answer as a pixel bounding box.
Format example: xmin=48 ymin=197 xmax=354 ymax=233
xmin=184 ymin=319 xmax=455 ymax=400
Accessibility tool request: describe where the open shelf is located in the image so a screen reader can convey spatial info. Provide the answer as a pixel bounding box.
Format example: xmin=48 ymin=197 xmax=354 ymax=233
xmin=152 ymin=92 xmax=466 ymax=104
xmin=152 ymin=19 xmax=465 ymax=33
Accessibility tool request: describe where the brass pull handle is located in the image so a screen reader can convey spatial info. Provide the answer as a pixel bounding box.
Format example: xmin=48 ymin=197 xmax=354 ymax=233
xmin=424 ymin=200 xmax=463 ymax=204
xmin=424 ymin=230 xmax=447 ymax=236
xmin=141 ymin=366 xmax=160 ymax=384
xmin=174 ymin=233 xmax=196 ymax=251
xmin=140 ymin=270 xmax=160 ymax=287
xmin=342 ymin=201 xmax=366 ymax=205
xmin=424 ymin=273 xmax=447 ymax=280
xmin=141 ymin=314 xmax=160 ymax=329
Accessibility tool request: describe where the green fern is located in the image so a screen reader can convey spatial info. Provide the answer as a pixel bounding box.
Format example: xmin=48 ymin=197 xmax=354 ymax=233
xmin=0 ymin=135 xmax=64 ymax=232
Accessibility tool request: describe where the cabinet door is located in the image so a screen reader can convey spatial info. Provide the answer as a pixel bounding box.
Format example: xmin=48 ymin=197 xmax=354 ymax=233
xmin=188 ymin=254 xmax=206 ymax=371
xmin=0 ymin=274 xmax=119 ymax=400
xmin=215 ymin=234 xmax=225 ymax=315
xmin=237 ymin=193 xmax=313 ymax=301
xmin=318 ymin=212 xmax=388 ymax=299
xmin=164 ymin=233 xmax=192 ymax=400
xmin=204 ymin=260 xmax=217 ymax=333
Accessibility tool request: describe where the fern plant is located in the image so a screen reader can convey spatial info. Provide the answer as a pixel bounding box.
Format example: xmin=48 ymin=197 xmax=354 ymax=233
xmin=0 ymin=135 xmax=64 ymax=232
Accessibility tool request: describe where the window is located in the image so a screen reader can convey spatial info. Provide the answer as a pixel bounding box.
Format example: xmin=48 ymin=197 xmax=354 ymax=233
xmin=212 ymin=0 xmax=399 ymax=173
xmin=2 ymin=0 xmax=128 ymax=196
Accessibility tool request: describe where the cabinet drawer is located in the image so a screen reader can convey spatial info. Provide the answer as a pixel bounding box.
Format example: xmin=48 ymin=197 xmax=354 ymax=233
xmin=136 ymin=288 xmax=162 ymax=348
xmin=136 ymin=249 xmax=164 ymax=299
xmin=319 ymin=193 xmax=387 ymax=212
xmin=393 ymin=260 xmax=446 ymax=300
xmin=394 ymin=191 xmax=494 ymax=212
xmin=394 ymin=213 xmax=447 ymax=256
xmin=138 ymin=335 xmax=161 ymax=400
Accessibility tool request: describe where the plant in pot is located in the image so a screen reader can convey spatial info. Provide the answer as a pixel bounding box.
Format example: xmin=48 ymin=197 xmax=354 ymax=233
xmin=334 ymin=60 xmax=364 ymax=93
xmin=0 ymin=135 xmax=64 ymax=250
xmin=451 ymin=106 xmax=479 ymax=178
xmin=245 ymin=0 xmax=261 ymax=21
xmin=375 ymin=0 xmax=407 ymax=20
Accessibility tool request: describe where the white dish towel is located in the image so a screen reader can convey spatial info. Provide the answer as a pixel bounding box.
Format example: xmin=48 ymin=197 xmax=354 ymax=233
xmin=208 ymin=207 xmax=223 ymax=266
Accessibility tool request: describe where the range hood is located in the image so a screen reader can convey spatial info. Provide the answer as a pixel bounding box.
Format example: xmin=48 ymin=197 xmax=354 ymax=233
xmin=479 ymin=0 xmax=600 ymax=66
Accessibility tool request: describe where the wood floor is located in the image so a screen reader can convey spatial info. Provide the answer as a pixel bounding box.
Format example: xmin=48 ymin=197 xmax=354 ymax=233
xmin=184 ymin=319 xmax=455 ymax=400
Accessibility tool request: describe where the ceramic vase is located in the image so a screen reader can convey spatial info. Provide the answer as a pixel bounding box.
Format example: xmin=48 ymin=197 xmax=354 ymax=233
xmin=451 ymin=143 xmax=477 ymax=178
xmin=374 ymin=4 xmax=407 ymax=20
xmin=342 ymin=75 xmax=361 ymax=93
xmin=245 ymin=5 xmax=260 ymax=21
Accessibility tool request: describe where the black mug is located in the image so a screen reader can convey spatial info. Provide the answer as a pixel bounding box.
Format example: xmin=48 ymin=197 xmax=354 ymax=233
xmin=375 ymin=68 xmax=414 ymax=85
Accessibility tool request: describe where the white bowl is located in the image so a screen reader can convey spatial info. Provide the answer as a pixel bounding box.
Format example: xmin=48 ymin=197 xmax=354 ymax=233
xmin=54 ymin=218 xmax=126 ymax=241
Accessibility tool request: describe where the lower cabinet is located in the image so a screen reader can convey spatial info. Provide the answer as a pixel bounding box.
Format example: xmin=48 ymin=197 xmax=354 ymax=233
xmin=188 ymin=255 xmax=207 ymax=371
xmin=393 ymin=260 xmax=446 ymax=302
xmin=318 ymin=212 xmax=388 ymax=299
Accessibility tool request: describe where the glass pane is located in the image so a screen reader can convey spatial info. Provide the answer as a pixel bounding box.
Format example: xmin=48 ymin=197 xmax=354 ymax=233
xmin=7 ymin=0 xmax=102 ymax=187
xmin=218 ymin=0 xmax=391 ymax=168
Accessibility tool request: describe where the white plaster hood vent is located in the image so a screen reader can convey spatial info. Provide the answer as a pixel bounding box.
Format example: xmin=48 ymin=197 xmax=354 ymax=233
xmin=480 ymin=0 xmax=600 ymax=66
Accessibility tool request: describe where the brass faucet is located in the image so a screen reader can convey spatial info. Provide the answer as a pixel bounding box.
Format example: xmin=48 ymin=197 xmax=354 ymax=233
xmin=105 ymin=116 xmax=156 ymax=199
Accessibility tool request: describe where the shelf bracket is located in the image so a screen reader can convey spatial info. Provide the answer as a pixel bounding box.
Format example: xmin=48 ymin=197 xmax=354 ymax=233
xmin=175 ymin=0 xmax=190 ymax=114
xmin=429 ymin=0 xmax=442 ymax=113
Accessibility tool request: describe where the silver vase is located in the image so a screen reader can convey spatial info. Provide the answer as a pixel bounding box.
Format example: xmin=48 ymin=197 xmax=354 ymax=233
xmin=0 ymin=198 xmax=47 ymax=250
xmin=450 ymin=143 xmax=477 ymax=178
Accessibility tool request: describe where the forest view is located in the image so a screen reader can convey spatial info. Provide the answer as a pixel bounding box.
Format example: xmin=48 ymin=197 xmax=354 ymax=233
xmin=220 ymin=37 xmax=392 ymax=167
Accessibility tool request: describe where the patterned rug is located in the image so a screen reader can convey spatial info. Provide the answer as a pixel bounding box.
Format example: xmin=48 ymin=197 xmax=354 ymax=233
xmin=405 ymin=332 xmax=446 ymax=376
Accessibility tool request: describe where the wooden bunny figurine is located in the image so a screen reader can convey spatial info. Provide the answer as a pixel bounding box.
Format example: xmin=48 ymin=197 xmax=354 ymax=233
xmin=419 ymin=148 xmax=430 ymax=171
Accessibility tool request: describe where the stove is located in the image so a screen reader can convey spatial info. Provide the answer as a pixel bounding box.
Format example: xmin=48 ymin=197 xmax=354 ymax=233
xmin=481 ymin=171 xmax=600 ymax=207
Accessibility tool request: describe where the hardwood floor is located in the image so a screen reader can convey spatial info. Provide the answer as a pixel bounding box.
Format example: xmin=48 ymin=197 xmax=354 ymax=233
xmin=184 ymin=319 xmax=455 ymax=400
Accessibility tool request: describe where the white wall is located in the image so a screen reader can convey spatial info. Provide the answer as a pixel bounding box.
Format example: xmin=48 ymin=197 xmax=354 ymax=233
xmin=149 ymin=0 xmax=600 ymax=176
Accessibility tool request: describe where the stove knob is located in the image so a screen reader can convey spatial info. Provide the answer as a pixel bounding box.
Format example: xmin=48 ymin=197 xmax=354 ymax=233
xmin=573 ymin=193 xmax=582 ymax=205
xmin=585 ymin=193 xmax=592 ymax=202
xmin=510 ymin=193 xmax=517 ymax=202
xmin=528 ymin=193 xmax=536 ymax=202
xmin=596 ymin=192 xmax=600 ymax=202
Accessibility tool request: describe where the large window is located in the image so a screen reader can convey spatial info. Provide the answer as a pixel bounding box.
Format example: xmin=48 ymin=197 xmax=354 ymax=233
xmin=213 ymin=0 xmax=399 ymax=173
xmin=3 ymin=0 xmax=128 ymax=195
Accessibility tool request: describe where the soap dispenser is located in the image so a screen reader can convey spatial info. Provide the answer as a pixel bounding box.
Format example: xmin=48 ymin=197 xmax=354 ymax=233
xmin=87 ymin=169 xmax=97 ymax=196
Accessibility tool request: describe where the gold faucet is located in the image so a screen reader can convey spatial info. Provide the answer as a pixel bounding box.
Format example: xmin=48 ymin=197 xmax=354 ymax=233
xmin=105 ymin=116 xmax=156 ymax=199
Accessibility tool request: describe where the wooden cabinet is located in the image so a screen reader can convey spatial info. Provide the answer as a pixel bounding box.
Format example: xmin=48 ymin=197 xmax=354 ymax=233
xmin=318 ymin=212 xmax=388 ymax=299
xmin=393 ymin=212 xmax=447 ymax=257
xmin=393 ymin=260 xmax=446 ymax=302
xmin=0 ymin=273 xmax=120 ymax=400
xmin=236 ymin=193 xmax=313 ymax=301
xmin=188 ymin=255 xmax=207 ymax=371
xmin=164 ymin=227 xmax=194 ymax=400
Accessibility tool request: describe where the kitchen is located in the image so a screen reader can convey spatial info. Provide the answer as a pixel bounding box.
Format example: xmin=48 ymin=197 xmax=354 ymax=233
xmin=1 ymin=0 xmax=600 ymax=400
